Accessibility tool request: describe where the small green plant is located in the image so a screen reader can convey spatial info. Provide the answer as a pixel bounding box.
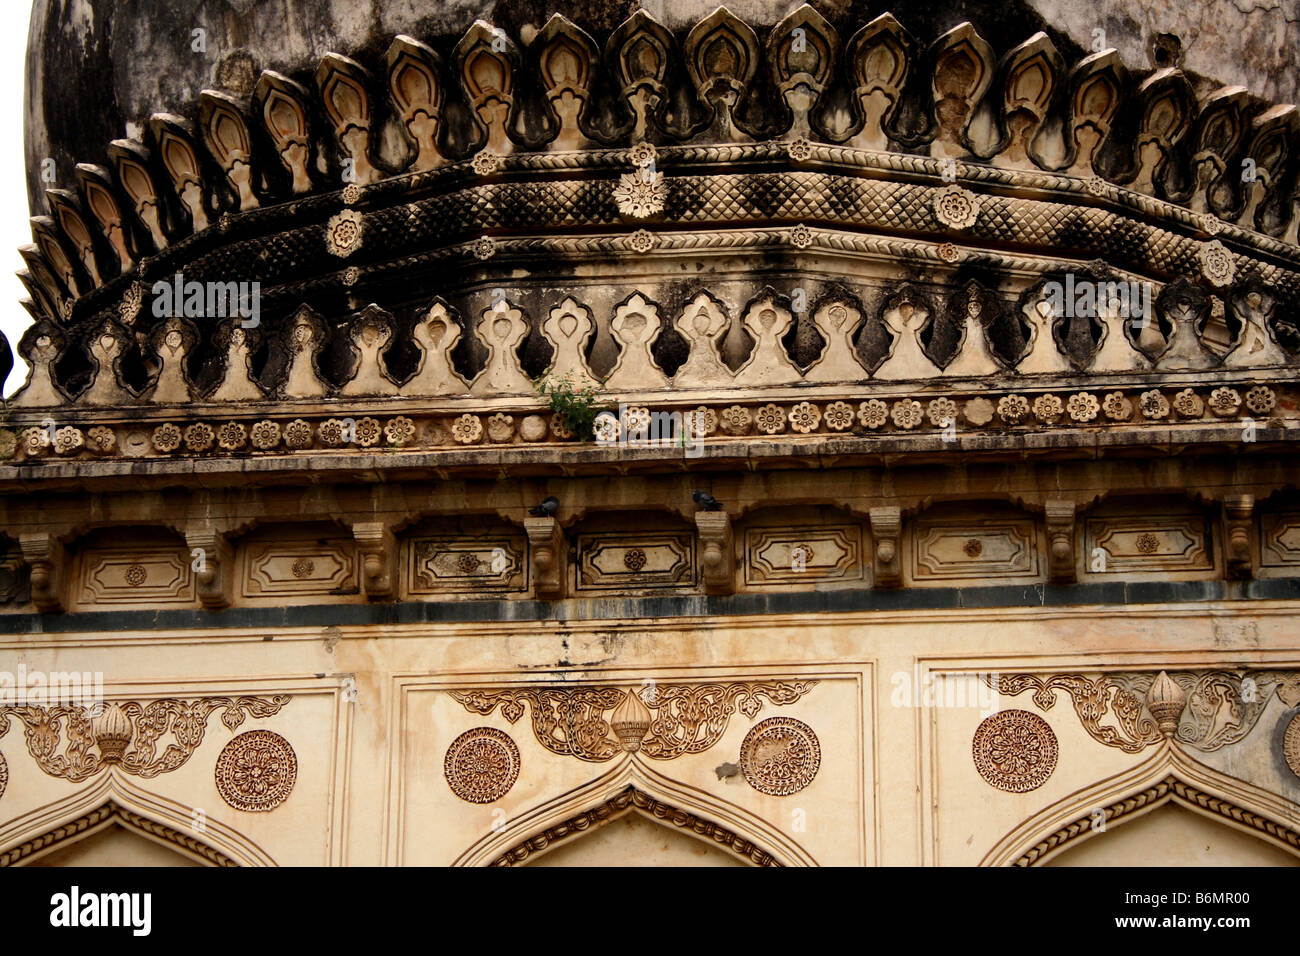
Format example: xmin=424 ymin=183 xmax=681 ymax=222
xmin=534 ymin=372 xmax=605 ymax=441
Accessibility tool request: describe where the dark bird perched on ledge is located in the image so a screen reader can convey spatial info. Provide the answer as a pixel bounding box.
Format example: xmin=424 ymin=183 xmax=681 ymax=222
xmin=529 ymin=496 xmax=559 ymax=517
xmin=693 ymin=491 xmax=722 ymax=511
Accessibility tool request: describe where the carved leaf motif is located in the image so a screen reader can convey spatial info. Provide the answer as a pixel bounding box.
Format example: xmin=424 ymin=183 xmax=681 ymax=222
xmin=0 ymin=696 xmax=290 ymax=782
xmin=450 ymin=680 xmax=817 ymax=762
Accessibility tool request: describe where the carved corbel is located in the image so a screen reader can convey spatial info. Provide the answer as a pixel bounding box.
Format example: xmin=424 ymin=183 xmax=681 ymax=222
xmin=185 ymin=529 xmax=233 ymax=610
xmin=352 ymin=522 xmax=396 ymax=600
xmin=695 ymin=511 xmax=734 ymax=595
xmin=525 ymin=516 xmax=565 ymax=600
xmin=1044 ymin=500 xmax=1076 ymax=584
xmin=868 ymin=507 xmax=902 ymax=588
xmin=20 ymin=533 xmax=66 ymax=613
xmin=1223 ymin=494 xmax=1254 ymax=580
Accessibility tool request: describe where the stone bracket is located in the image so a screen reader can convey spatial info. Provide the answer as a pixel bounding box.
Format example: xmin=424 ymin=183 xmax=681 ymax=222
xmin=20 ymin=532 xmax=66 ymax=613
xmin=352 ymin=522 xmax=396 ymax=600
xmin=868 ymin=506 xmax=902 ymax=588
xmin=1045 ymin=499 xmax=1076 ymax=584
xmin=525 ymin=516 xmax=565 ymax=600
xmin=185 ymin=528 xmax=234 ymax=610
xmin=695 ymin=511 xmax=734 ymax=595
xmin=1223 ymin=494 xmax=1254 ymax=580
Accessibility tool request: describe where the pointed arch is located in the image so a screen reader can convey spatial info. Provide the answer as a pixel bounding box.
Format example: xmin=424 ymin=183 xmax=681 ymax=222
xmin=0 ymin=771 xmax=276 ymax=867
xmin=453 ymin=758 xmax=816 ymax=867
xmin=981 ymin=743 xmax=1300 ymax=866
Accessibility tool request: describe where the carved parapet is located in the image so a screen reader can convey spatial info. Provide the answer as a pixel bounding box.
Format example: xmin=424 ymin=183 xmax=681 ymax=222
xmin=1223 ymin=494 xmax=1254 ymax=580
xmin=19 ymin=532 xmax=65 ymax=612
xmin=524 ymin=516 xmax=565 ymax=600
xmin=185 ymin=529 xmax=233 ymax=610
xmin=352 ymin=522 xmax=396 ymax=600
xmin=1044 ymin=500 xmax=1076 ymax=584
xmin=695 ymin=511 xmax=734 ymax=595
xmin=868 ymin=507 xmax=902 ymax=588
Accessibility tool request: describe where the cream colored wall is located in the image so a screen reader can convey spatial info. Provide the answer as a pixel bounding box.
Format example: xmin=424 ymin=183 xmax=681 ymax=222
xmin=0 ymin=604 xmax=1297 ymax=866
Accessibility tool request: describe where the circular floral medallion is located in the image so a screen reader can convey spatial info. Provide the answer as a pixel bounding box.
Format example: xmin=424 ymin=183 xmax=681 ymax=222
xmin=613 ymin=169 xmax=666 ymax=219
xmin=215 ymin=730 xmax=298 ymax=812
xmin=445 ymin=727 xmax=520 ymax=804
xmin=789 ymin=223 xmax=813 ymax=249
xmin=623 ymin=548 xmax=648 ymax=572
xmin=325 ymin=209 xmax=363 ymax=258
xmin=291 ymin=557 xmax=315 ymax=578
xmin=858 ymin=399 xmax=888 ymax=429
xmin=1245 ymin=385 xmax=1276 ymax=415
xmin=1284 ymin=713 xmax=1300 ymax=780
xmin=932 ymin=185 xmax=981 ymax=230
xmin=740 ymin=717 xmax=821 ymax=796
xmin=124 ymin=564 xmax=147 ymax=587
xmin=997 ymin=394 xmax=1030 ymax=425
xmin=972 ymin=709 xmax=1058 ymax=793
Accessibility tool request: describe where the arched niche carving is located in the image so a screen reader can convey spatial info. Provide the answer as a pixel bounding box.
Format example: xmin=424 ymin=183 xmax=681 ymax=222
xmin=981 ymin=744 xmax=1300 ymax=866
xmin=452 ymin=760 xmax=815 ymax=867
xmin=0 ymin=772 xmax=275 ymax=867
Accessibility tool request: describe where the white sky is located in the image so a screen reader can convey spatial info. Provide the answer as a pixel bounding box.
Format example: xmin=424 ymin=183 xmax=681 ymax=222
xmin=1 ymin=1 xmax=32 ymax=396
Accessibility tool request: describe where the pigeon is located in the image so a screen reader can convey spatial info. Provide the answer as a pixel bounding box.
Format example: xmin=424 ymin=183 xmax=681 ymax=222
xmin=528 ymin=496 xmax=559 ymax=517
xmin=693 ymin=491 xmax=722 ymax=511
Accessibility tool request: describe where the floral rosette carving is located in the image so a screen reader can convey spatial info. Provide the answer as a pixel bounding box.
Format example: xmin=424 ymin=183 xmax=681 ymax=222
xmin=1172 ymin=388 xmax=1204 ymax=418
xmin=452 ymin=414 xmax=484 ymax=445
xmin=857 ymin=399 xmax=888 ymax=430
xmin=217 ymin=422 xmax=247 ymax=451
xmin=789 ymin=401 xmax=820 ymax=433
xmin=1066 ymin=392 xmax=1099 ymax=423
xmin=85 ymin=426 xmax=116 ymax=455
xmin=53 ymin=426 xmax=84 ymax=456
xmin=927 ymin=398 xmax=958 ymax=428
xmin=1208 ymin=387 xmax=1241 ymax=418
xmin=824 ymin=401 xmax=855 ymax=431
xmin=755 ymin=403 xmax=786 ymax=435
xmin=151 ymin=423 xmax=182 ymax=453
xmin=932 ymin=185 xmax=981 ymax=230
xmin=1198 ymin=240 xmax=1235 ymax=286
xmin=1102 ymin=392 xmax=1132 ymax=421
xmin=250 ymin=420 xmax=281 ymax=450
xmin=613 ymin=169 xmax=666 ymax=219
xmin=892 ymin=400 xmax=923 ymax=429
xmin=1032 ymin=394 xmax=1063 ymax=424
xmin=325 ymin=208 xmax=363 ymax=258
xmin=184 ymin=423 xmax=215 ymax=453
xmin=1139 ymin=390 xmax=1170 ymax=419
xmin=720 ymin=406 xmax=752 ymax=435
xmin=284 ymin=419 xmax=313 ymax=449
xmin=1244 ymin=385 xmax=1275 ymax=415
xmin=385 ymin=416 xmax=417 ymax=447
xmin=997 ymin=394 xmax=1030 ymax=425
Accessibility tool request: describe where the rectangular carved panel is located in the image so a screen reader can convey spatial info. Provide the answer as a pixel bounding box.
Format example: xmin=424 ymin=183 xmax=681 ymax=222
xmin=1261 ymin=512 xmax=1300 ymax=567
xmin=405 ymin=536 xmax=527 ymax=595
xmin=242 ymin=536 xmax=360 ymax=597
xmin=911 ymin=519 xmax=1039 ymax=581
xmin=575 ymin=532 xmax=694 ymax=592
xmin=77 ymin=547 xmax=196 ymax=606
xmin=1085 ymin=516 xmax=1212 ymax=573
xmin=744 ymin=525 xmax=864 ymax=586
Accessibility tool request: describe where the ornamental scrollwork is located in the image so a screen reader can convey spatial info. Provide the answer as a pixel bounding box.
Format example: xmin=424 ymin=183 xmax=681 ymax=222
xmin=450 ymin=680 xmax=817 ymax=763
xmin=994 ymin=671 xmax=1300 ymax=754
xmin=0 ymin=695 xmax=291 ymax=782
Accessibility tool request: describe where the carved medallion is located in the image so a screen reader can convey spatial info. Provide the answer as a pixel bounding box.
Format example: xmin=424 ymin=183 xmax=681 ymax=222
xmin=445 ymin=727 xmax=520 ymax=804
xmin=740 ymin=717 xmax=821 ymax=796
xmin=215 ymin=730 xmax=298 ymax=812
xmin=972 ymin=709 xmax=1058 ymax=793
xmin=1285 ymin=713 xmax=1300 ymax=780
